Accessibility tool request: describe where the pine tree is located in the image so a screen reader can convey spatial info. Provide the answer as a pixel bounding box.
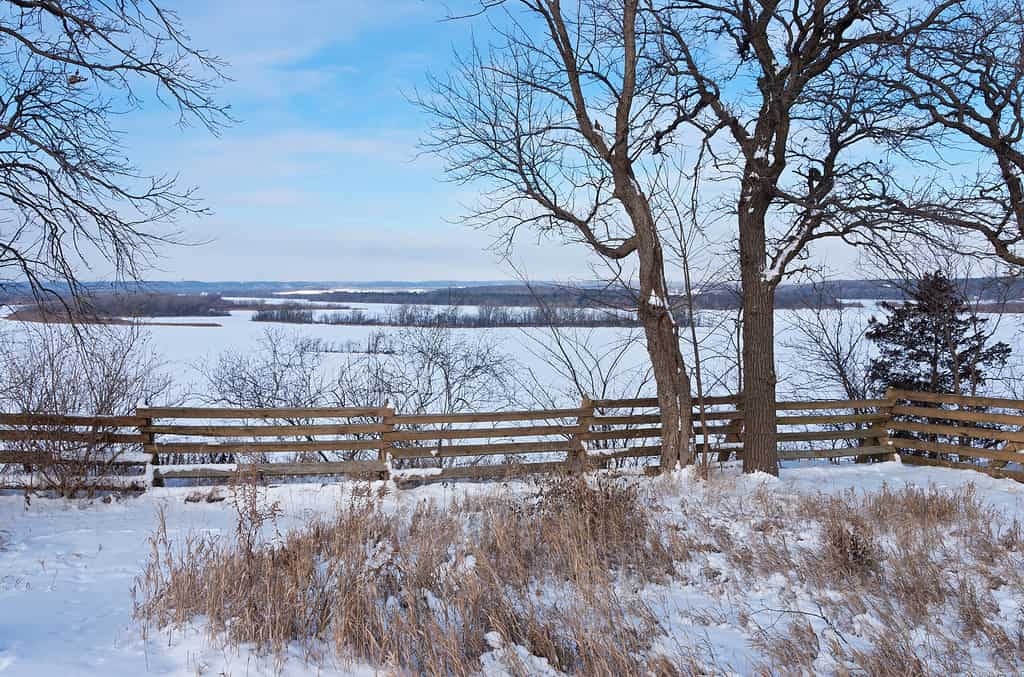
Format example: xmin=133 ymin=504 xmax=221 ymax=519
xmin=866 ymin=272 xmax=1011 ymax=398
xmin=867 ymin=272 xmax=1012 ymax=457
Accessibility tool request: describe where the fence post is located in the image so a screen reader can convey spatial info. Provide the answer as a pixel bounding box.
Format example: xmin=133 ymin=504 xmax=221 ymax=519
xmin=140 ymin=415 xmax=161 ymax=488
xmin=570 ymin=396 xmax=594 ymax=472
xmin=379 ymin=404 xmax=395 ymax=482
xmin=875 ymin=388 xmax=898 ymax=462
xmin=718 ymin=396 xmax=743 ymax=463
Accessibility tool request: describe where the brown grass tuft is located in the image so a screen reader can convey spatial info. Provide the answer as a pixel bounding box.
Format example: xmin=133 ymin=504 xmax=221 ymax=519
xmin=820 ymin=513 xmax=879 ymax=578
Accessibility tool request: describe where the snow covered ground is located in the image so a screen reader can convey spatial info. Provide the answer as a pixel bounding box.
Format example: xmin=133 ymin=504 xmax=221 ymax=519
xmin=3 ymin=460 xmax=1024 ymax=675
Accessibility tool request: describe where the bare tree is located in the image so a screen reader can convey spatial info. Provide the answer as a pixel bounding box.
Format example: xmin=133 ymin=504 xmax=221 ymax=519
xmin=0 ymin=1 xmax=230 ymax=303
xmin=373 ymin=326 xmax=517 ymax=418
xmin=332 ymin=326 xmax=520 ymax=469
xmin=863 ymin=1 xmax=1024 ymax=268
xmin=198 ymin=327 xmax=518 ymax=467
xmin=516 ymin=323 xmax=653 ymax=406
xmin=782 ymin=289 xmax=870 ymax=402
xmin=196 ymin=329 xmax=339 ymax=412
xmin=417 ymin=0 xmax=695 ymax=471
xmin=195 ymin=329 xmax=366 ymax=464
xmin=647 ymin=0 xmax=957 ymax=474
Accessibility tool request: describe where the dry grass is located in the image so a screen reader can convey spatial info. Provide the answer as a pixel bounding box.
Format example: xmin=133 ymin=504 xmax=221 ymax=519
xmin=683 ymin=479 xmax=1024 ymax=676
xmin=134 ymin=474 xmax=699 ymax=675
xmin=134 ymin=473 xmax=1024 ymax=675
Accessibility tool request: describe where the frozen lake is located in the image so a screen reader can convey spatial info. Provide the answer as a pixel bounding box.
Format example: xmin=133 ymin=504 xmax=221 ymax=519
xmin=1 ymin=299 xmax=1021 ymax=407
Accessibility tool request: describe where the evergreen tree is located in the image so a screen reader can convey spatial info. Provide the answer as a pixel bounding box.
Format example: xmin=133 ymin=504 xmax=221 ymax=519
xmin=866 ymin=271 xmax=1011 ymax=397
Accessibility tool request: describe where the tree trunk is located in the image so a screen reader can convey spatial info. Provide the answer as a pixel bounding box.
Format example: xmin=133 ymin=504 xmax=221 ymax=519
xmin=739 ymin=191 xmax=780 ymax=476
xmin=613 ymin=144 xmax=693 ymax=470
xmin=633 ymin=213 xmax=693 ymax=471
xmin=639 ymin=302 xmax=692 ymax=471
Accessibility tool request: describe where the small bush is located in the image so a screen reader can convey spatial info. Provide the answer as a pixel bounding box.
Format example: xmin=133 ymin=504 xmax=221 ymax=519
xmin=0 ymin=324 xmax=172 ymax=497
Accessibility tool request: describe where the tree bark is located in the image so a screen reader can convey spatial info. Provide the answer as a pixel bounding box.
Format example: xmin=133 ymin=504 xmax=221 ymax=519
xmin=739 ymin=185 xmax=780 ymax=476
xmin=632 ymin=206 xmax=693 ymax=471
xmin=640 ymin=299 xmax=692 ymax=471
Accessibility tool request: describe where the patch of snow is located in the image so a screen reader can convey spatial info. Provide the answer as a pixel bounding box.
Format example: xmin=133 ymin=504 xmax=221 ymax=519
xmin=647 ymin=290 xmax=666 ymax=308
xmin=390 ymin=467 xmax=443 ymax=479
xmin=5 ymin=450 xmax=1024 ymax=673
xmin=477 ymin=637 xmax=565 ymax=676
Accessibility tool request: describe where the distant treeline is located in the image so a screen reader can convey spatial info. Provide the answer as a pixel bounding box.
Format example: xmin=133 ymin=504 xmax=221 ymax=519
xmin=6 ymin=292 xmax=232 ymax=321
xmin=6 ymin=279 xmax=1020 ymax=324
xmin=251 ymin=304 xmax=705 ymax=328
xmin=3 ymin=277 xmax=1023 ymax=309
xmin=266 ymin=278 xmax=1024 ymax=310
xmin=3 ymin=292 xmax=353 ymax=322
xmin=294 ymin=285 xmax=674 ymax=310
xmin=276 ymin=284 xmax=855 ymax=311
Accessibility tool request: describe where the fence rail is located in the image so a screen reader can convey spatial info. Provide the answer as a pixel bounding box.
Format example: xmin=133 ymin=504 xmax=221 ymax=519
xmin=2 ymin=389 xmax=1024 ymax=491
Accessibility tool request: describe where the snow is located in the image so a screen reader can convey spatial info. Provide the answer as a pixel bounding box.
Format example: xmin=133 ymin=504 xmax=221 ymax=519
xmin=3 ymin=462 xmax=1024 ymax=675
xmin=0 ymin=482 xmax=390 ymax=675
xmin=478 ymin=635 xmax=564 ymax=676
xmin=390 ymin=466 xmax=443 ymax=479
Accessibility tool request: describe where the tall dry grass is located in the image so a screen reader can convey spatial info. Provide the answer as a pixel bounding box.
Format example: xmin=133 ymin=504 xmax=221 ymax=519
xmin=133 ymin=475 xmax=699 ymax=675
xmin=687 ymin=480 xmax=1024 ymax=675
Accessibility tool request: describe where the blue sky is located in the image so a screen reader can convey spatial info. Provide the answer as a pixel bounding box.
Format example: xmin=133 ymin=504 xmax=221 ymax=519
xmin=115 ymin=1 xmax=926 ymax=284
xmin=121 ymin=0 xmax=596 ymax=282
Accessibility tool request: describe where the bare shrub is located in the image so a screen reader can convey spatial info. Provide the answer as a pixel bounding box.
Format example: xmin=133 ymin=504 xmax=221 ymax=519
xmin=196 ymin=329 xmax=340 ymax=413
xmin=196 ymin=327 xmax=519 ymax=469
xmin=0 ymin=324 xmax=172 ymax=497
xmin=520 ymin=475 xmax=677 ymax=580
xmin=191 ymin=329 xmax=342 ymax=466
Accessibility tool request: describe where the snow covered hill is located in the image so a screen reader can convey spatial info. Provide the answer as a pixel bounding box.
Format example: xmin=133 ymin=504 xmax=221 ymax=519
xmin=2 ymin=461 xmax=1024 ymax=675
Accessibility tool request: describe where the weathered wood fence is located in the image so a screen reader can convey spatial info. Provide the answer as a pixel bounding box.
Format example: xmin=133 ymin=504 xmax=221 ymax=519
xmin=887 ymin=388 xmax=1024 ymax=482
xmin=2 ymin=388 xmax=1023 ymax=491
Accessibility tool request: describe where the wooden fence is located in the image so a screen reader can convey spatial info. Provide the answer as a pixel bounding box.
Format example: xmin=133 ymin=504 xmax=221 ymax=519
xmin=136 ymin=406 xmax=391 ymax=486
xmin=0 ymin=412 xmax=150 ymax=491
xmin=887 ymin=388 xmax=1024 ymax=482
xmin=581 ymin=395 xmax=895 ymax=469
xmin=2 ymin=389 xmax=1024 ymax=491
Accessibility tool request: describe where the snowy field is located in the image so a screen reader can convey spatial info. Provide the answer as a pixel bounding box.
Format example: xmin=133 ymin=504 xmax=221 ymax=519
xmin=3 ymin=462 xmax=1024 ymax=675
